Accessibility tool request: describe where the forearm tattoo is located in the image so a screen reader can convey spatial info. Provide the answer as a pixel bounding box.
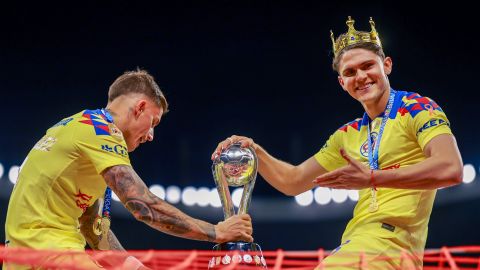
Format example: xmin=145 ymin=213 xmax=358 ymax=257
xmin=103 ymin=165 xmax=216 ymax=242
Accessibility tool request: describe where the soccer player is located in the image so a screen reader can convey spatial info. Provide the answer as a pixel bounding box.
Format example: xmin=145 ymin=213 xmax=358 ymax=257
xmin=4 ymin=69 xmax=253 ymax=270
xmin=212 ymin=17 xmax=463 ymax=269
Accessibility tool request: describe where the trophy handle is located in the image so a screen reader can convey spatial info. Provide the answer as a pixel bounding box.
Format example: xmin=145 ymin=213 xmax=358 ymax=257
xmin=237 ymin=176 xmax=256 ymax=215
xmin=238 ymin=147 xmax=258 ymax=215
xmin=212 ymin=163 xmax=235 ymax=219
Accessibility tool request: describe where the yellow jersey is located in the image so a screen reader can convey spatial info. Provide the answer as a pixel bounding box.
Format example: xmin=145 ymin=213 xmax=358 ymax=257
xmin=314 ymin=90 xmax=452 ymax=252
xmin=5 ymin=109 xmax=130 ymax=250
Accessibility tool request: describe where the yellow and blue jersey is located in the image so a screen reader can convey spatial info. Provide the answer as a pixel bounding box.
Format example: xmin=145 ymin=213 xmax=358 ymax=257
xmin=5 ymin=109 xmax=130 ymax=251
xmin=314 ymin=90 xmax=452 ymax=253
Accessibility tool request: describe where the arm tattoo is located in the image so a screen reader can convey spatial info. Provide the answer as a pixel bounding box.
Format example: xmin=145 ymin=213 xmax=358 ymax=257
xmin=103 ymin=165 xmax=216 ymax=242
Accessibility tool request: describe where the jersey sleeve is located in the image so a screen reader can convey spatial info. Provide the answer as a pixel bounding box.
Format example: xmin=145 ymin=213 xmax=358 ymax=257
xmin=406 ymin=96 xmax=452 ymax=150
xmin=313 ymin=130 xmax=347 ymax=172
xmin=74 ymin=121 xmax=131 ymax=174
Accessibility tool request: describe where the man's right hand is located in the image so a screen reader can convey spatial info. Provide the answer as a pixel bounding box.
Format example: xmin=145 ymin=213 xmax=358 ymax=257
xmin=214 ymin=214 xmax=253 ymax=243
xmin=211 ymin=135 xmax=256 ymax=160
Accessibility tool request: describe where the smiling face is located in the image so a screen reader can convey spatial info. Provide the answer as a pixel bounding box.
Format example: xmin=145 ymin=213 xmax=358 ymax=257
xmin=122 ymin=98 xmax=163 ymax=152
xmin=337 ymin=48 xmax=392 ymax=107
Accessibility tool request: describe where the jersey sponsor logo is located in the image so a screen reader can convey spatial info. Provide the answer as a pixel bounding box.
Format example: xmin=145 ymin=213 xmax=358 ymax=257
xmin=33 ymin=136 xmax=57 ymax=151
xmin=101 ymin=144 xmax=128 ymax=157
xmin=360 ymin=132 xmax=378 ymax=157
xmin=52 ymin=117 xmax=73 ymax=128
xmin=416 ymin=118 xmax=449 ymax=136
xmin=75 ymin=190 xmax=92 ymax=212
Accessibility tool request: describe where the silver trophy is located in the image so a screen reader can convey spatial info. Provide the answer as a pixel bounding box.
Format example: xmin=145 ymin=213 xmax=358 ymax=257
xmin=209 ymin=143 xmax=267 ymax=269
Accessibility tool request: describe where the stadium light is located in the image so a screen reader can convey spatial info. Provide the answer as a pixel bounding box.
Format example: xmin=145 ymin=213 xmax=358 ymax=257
xmin=347 ymin=190 xmax=359 ymax=201
xmin=166 ymin=186 xmax=181 ymax=204
xmin=331 ymin=189 xmax=348 ymax=203
xmin=209 ymin=188 xmax=222 ymax=208
xmin=295 ymin=190 xmax=314 ymax=206
xmin=181 ymin=186 xmax=197 ymax=206
xmin=196 ymin=187 xmax=210 ymax=207
xmin=463 ymin=164 xmax=476 ymax=184
xmin=8 ymin=166 xmax=20 ymax=185
xmin=314 ymin=187 xmax=332 ymax=205
xmin=149 ymin=185 xmax=166 ymax=200
xmin=0 ymin=162 xmax=4 ymax=179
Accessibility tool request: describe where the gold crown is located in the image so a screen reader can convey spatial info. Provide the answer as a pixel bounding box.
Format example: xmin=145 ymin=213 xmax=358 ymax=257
xmin=330 ymin=16 xmax=382 ymax=57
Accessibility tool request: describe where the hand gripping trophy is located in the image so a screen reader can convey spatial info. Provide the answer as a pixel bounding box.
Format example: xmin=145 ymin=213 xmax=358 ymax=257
xmin=209 ymin=143 xmax=267 ymax=269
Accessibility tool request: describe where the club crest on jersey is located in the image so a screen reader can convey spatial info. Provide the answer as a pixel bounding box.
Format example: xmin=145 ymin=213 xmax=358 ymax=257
xmin=360 ymin=132 xmax=378 ymax=157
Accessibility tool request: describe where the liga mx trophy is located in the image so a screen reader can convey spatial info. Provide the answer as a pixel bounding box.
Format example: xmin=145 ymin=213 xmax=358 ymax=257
xmin=208 ymin=143 xmax=267 ymax=269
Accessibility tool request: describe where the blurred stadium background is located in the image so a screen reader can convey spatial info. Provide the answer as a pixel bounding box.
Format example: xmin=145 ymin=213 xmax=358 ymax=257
xmin=0 ymin=0 xmax=478 ymax=255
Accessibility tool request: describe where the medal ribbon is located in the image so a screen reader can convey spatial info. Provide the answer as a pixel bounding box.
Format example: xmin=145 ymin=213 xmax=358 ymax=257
xmin=100 ymin=108 xmax=114 ymax=220
xmin=363 ymin=89 xmax=396 ymax=212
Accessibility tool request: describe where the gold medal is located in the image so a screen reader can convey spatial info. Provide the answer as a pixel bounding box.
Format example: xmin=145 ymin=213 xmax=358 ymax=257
xmin=93 ymin=216 xmax=102 ymax=236
xmin=369 ymin=188 xmax=379 ymax=212
xmin=98 ymin=217 xmax=111 ymax=250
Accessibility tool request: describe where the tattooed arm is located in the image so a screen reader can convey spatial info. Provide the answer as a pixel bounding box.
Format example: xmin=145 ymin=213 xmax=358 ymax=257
xmin=79 ymin=200 xmax=126 ymax=251
xmin=102 ymin=165 xmax=253 ymax=243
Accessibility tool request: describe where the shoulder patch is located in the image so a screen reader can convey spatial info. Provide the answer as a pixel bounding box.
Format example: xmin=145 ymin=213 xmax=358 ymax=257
xmin=79 ymin=110 xmax=111 ymax=136
xmin=397 ymin=92 xmax=444 ymax=119
xmin=338 ymin=118 xmax=364 ymax=132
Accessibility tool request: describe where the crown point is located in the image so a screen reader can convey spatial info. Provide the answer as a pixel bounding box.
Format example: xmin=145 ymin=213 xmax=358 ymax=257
xmin=346 ymin=16 xmax=356 ymax=32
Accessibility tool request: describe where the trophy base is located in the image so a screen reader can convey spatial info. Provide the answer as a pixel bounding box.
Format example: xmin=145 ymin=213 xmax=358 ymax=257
xmin=208 ymin=242 xmax=267 ymax=268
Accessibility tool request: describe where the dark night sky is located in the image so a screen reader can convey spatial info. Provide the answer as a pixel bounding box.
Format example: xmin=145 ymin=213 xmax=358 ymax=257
xmin=0 ymin=1 xmax=479 ymax=250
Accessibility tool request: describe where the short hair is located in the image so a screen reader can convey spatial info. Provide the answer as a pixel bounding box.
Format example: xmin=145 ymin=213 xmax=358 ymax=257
xmin=332 ymin=42 xmax=385 ymax=73
xmin=108 ymin=69 xmax=169 ymax=114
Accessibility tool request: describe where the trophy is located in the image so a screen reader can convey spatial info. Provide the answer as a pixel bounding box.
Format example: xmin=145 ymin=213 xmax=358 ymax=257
xmin=208 ymin=143 xmax=267 ymax=269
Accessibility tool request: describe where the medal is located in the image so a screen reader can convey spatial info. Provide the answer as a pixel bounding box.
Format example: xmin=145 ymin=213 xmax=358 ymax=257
xmin=98 ymin=217 xmax=111 ymax=250
xmin=93 ymin=215 xmax=102 ymax=236
xmin=364 ymin=89 xmax=396 ymax=213
xmin=368 ymin=189 xmax=379 ymax=212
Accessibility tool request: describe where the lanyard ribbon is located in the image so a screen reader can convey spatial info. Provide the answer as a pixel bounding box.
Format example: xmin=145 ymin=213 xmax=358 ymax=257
xmin=362 ymin=89 xmax=396 ymax=212
xmin=93 ymin=109 xmax=114 ymax=240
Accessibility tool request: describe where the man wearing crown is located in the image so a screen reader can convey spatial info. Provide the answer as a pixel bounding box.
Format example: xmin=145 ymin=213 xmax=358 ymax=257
xmin=213 ymin=17 xmax=463 ymax=269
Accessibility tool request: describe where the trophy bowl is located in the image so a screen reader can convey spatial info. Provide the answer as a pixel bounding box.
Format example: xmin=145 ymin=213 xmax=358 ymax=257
xmin=218 ymin=143 xmax=257 ymax=187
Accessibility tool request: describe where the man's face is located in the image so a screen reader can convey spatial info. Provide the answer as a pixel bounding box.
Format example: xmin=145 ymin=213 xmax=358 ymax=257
xmin=123 ymin=99 xmax=163 ymax=152
xmin=337 ymin=48 xmax=392 ymax=105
